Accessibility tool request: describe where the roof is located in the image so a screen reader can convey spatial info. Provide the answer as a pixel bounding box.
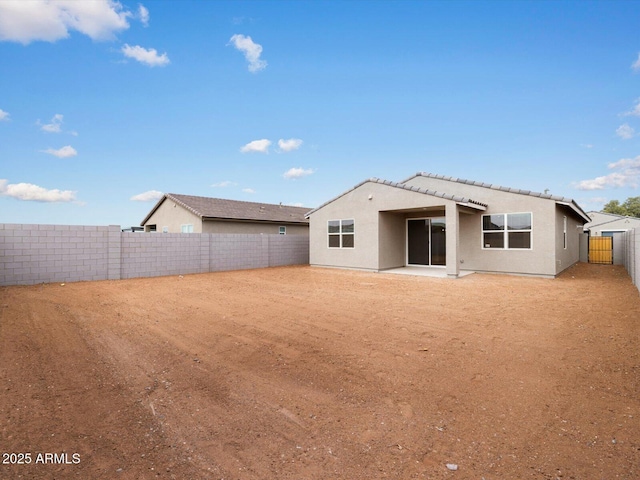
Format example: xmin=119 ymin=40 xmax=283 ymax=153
xmin=584 ymin=211 xmax=640 ymax=229
xmin=141 ymin=193 xmax=311 ymax=226
xmin=305 ymin=177 xmax=488 ymax=217
xmin=401 ymin=172 xmax=591 ymax=223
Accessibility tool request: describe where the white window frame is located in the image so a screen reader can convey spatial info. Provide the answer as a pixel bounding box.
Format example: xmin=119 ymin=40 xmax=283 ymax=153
xmin=181 ymin=224 xmax=194 ymax=233
xmin=279 ymin=226 xmax=286 ymax=235
xmin=328 ymin=219 xmax=355 ymax=249
xmin=481 ymin=212 xmax=533 ymax=250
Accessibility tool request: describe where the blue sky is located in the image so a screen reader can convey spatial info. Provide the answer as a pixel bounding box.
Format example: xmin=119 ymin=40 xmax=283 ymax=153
xmin=1 ymin=0 xmax=640 ymax=227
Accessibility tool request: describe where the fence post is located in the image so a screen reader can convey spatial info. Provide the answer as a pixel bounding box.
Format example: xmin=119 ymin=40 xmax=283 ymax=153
xmin=107 ymin=225 xmax=121 ymax=280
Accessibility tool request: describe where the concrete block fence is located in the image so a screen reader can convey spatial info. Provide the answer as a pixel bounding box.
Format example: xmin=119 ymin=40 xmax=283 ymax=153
xmin=618 ymin=228 xmax=640 ymax=295
xmin=0 ymin=224 xmax=309 ymax=286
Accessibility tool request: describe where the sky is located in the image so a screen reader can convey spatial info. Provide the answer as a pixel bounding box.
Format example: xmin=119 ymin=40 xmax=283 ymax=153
xmin=1 ymin=0 xmax=640 ymax=227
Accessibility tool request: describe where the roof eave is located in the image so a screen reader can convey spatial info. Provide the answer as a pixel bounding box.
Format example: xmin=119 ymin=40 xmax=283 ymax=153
xmin=202 ymin=216 xmax=309 ymax=224
xmin=556 ymin=200 xmax=591 ymax=224
xmin=140 ymin=194 xmax=168 ymax=226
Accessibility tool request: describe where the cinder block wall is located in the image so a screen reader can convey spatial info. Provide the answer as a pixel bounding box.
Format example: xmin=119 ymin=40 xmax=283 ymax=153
xmin=210 ymin=234 xmax=269 ymax=272
xmin=0 ymin=224 xmax=113 ymax=286
xmin=268 ymin=234 xmax=309 ymax=267
xmin=620 ymin=228 xmax=639 ymax=294
xmin=121 ymin=232 xmax=206 ymax=279
xmin=0 ymin=224 xmax=310 ymax=286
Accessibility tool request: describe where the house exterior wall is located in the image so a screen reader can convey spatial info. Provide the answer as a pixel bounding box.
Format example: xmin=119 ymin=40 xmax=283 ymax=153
xmin=202 ymin=220 xmax=308 ymax=235
xmin=309 ymin=181 xmax=457 ymax=271
xmin=310 ymin=175 xmax=586 ymax=277
xmin=379 ymin=212 xmax=410 ymax=270
xmin=143 ymin=200 xmax=202 ymax=233
xmin=554 ymin=207 xmax=582 ymax=274
xmin=404 ymin=176 xmax=569 ymax=276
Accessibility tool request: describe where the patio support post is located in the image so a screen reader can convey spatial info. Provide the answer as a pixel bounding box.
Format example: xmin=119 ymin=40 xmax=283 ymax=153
xmin=445 ymin=203 xmax=460 ymax=278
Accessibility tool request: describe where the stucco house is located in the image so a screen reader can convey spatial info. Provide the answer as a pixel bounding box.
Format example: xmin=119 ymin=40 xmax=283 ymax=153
xmin=306 ymin=172 xmax=590 ymax=278
xmin=583 ymin=211 xmax=640 ymax=237
xmin=141 ymin=193 xmax=310 ymax=235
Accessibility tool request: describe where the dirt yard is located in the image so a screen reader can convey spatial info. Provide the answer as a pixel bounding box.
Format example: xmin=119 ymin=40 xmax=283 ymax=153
xmin=1 ymin=263 xmax=639 ymax=479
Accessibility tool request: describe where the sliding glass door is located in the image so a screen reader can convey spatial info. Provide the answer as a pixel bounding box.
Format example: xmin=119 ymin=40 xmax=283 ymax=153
xmin=407 ymin=217 xmax=446 ymax=266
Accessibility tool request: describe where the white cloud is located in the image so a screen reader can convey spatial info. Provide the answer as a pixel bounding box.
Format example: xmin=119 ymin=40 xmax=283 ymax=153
xmin=283 ymin=167 xmax=314 ymax=179
xmin=39 ymin=113 xmax=64 ymax=133
xmin=242 ymin=188 xmax=256 ymax=194
xmin=122 ymin=44 xmax=169 ymax=67
xmin=278 ymin=138 xmax=303 ymax=152
xmin=0 ymin=179 xmax=76 ymax=202
xmin=130 ymin=190 xmax=163 ymax=201
xmin=632 ymin=53 xmax=640 ymax=71
xmin=0 ymin=0 xmax=132 ymax=44
xmin=580 ymin=143 xmax=593 ymax=149
xmin=623 ymin=98 xmax=640 ymax=117
xmin=41 ymin=145 xmax=78 ymax=158
xmin=616 ymin=123 xmax=635 ymax=140
xmin=0 ymin=108 xmax=9 ymax=121
xmin=211 ymin=181 xmax=237 ymax=187
xmin=138 ymin=4 xmax=149 ymax=27
xmin=229 ymin=34 xmax=267 ymax=73
xmin=575 ymin=155 xmax=640 ymax=190
xmin=240 ymin=139 xmax=271 ymax=153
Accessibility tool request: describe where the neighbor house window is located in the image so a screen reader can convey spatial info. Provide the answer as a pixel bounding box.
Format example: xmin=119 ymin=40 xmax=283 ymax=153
xmin=328 ymin=219 xmax=354 ymax=248
xmin=279 ymin=226 xmax=286 ymax=235
xmin=482 ymin=213 xmax=532 ymax=249
xmin=563 ymin=216 xmax=567 ymax=249
xmin=181 ymin=224 xmax=194 ymax=233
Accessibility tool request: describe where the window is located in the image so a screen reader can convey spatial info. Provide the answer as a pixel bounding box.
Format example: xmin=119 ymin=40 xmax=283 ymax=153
xmin=181 ymin=224 xmax=194 ymax=233
xmin=279 ymin=226 xmax=286 ymax=235
xmin=482 ymin=213 xmax=531 ymax=249
xmin=328 ymin=219 xmax=354 ymax=248
xmin=563 ymin=216 xmax=567 ymax=249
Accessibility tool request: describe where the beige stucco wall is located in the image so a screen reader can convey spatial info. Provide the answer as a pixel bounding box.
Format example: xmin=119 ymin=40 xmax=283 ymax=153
xmin=309 ymin=182 xmax=459 ymax=271
xmin=404 ymin=176 xmax=572 ymax=276
xmin=310 ymin=176 xmax=586 ymax=277
xmin=202 ymin=221 xmax=308 ymax=235
xmin=143 ymin=199 xmax=202 ymax=233
xmin=554 ymin=207 xmax=582 ymax=274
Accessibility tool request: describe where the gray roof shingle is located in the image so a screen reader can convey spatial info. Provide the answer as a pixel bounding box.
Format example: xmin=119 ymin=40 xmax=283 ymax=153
xmin=141 ymin=193 xmax=311 ymax=225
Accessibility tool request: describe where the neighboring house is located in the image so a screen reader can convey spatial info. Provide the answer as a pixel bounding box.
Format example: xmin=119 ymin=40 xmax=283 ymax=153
xmin=306 ymin=172 xmax=590 ymax=278
xmin=583 ymin=211 xmax=640 ymax=237
xmin=141 ymin=193 xmax=310 ymax=235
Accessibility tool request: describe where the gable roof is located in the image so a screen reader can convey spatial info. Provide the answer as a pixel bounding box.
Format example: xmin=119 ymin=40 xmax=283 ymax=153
xmin=401 ymin=172 xmax=591 ymax=223
xmin=584 ymin=211 xmax=640 ymax=229
xmin=141 ymin=193 xmax=311 ymax=226
xmin=305 ymin=177 xmax=488 ymax=217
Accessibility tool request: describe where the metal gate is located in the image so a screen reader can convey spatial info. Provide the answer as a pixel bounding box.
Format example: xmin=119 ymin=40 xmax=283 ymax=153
xmin=588 ymin=236 xmax=613 ymax=264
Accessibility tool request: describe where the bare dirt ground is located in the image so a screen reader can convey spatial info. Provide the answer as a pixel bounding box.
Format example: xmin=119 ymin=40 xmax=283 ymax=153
xmin=1 ymin=263 xmax=639 ymax=480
